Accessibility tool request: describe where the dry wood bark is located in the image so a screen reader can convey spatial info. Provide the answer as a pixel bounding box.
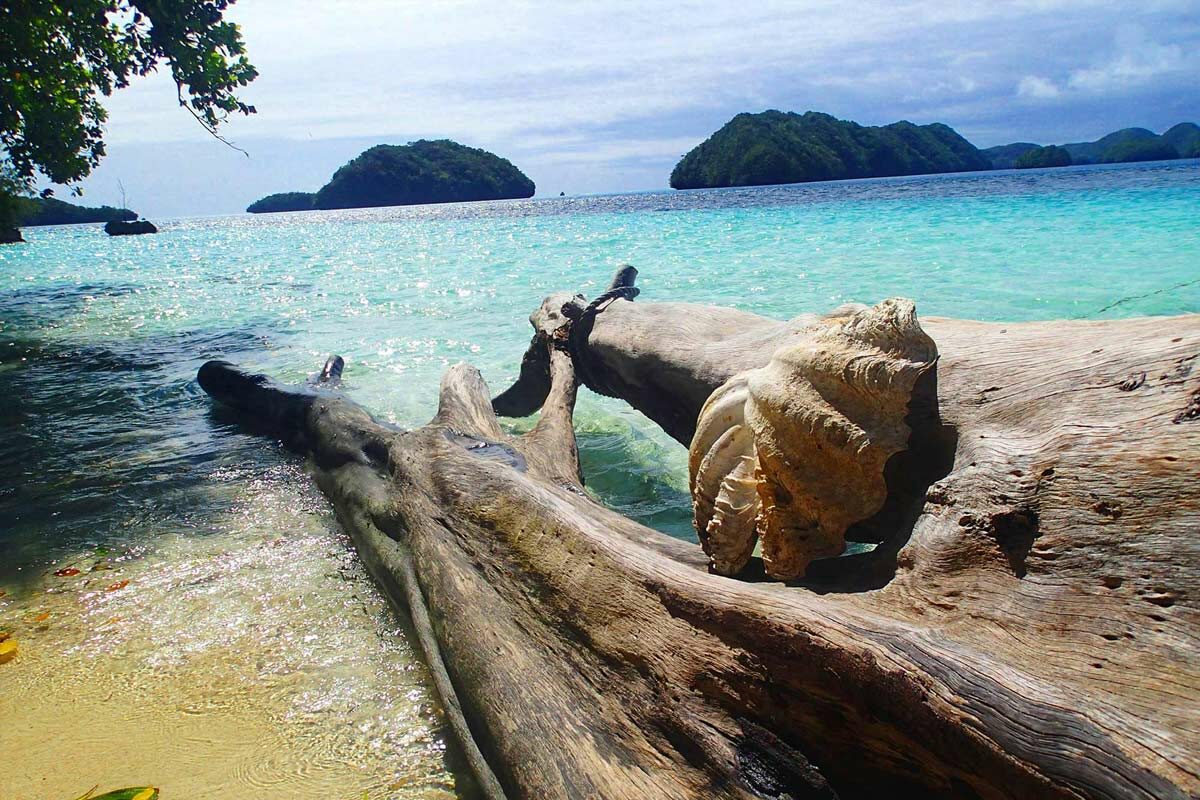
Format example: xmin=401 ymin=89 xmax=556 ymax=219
xmin=198 ymin=268 xmax=1200 ymax=800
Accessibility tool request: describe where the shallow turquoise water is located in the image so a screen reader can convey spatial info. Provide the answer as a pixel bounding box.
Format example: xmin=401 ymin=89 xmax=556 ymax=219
xmin=0 ymin=160 xmax=1197 ymax=796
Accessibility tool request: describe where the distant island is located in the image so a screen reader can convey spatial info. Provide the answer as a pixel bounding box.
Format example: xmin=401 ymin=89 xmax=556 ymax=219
xmin=246 ymin=192 xmax=316 ymax=213
xmin=984 ymin=122 xmax=1199 ymax=169
xmin=670 ymin=111 xmax=1199 ymax=189
xmin=247 ymin=139 xmax=535 ymax=213
xmin=669 ymin=110 xmax=991 ymax=189
xmin=14 ymin=196 xmax=137 ymax=226
xmin=2 ymin=195 xmax=140 ymax=241
xmin=1013 ymin=145 xmax=1072 ymax=169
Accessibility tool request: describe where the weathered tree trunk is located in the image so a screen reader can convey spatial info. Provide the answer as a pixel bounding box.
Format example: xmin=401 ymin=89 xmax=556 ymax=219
xmin=198 ymin=269 xmax=1200 ymax=800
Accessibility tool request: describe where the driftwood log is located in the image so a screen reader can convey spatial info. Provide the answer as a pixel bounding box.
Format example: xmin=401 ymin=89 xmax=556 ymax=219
xmin=198 ymin=268 xmax=1200 ymax=800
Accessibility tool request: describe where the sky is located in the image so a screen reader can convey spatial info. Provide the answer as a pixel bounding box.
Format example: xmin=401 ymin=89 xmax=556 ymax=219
xmin=68 ymin=0 xmax=1200 ymax=217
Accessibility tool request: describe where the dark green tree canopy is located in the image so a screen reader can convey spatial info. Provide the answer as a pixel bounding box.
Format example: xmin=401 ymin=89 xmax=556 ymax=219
xmin=987 ymin=122 xmax=1197 ymax=169
xmin=981 ymin=142 xmax=1039 ymax=170
xmin=0 ymin=0 xmax=257 ymax=192
xmin=246 ymin=191 xmax=315 ymax=213
xmin=11 ymin=193 xmax=137 ymax=225
xmin=1100 ymin=138 xmax=1180 ymax=164
xmin=1162 ymin=123 xmax=1200 ymax=159
xmin=1013 ymin=145 xmax=1072 ymax=169
xmin=669 ymin=110 xmax=991 ymax=190
xmin=312 ymin=140 xmax=535 ymax=210
xmin=1063 ymin=127 xmax=1158 ymax=164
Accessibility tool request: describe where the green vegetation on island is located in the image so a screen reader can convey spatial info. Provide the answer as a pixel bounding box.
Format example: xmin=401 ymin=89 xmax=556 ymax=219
xmin=1 ymin=189 xmax=137 ymax=241
xmin=314 ymin=140 xmax=535 ymax=209
xmin=249 ymin=140 xmax=536 ymax=213
xmin=986 ymin=123 xmax=1197 ymax=170
xmin=669 ymin=110 xmax=991 ymax=190
xmin=13 ymin=196 xmax=137 ymax=226
xmin=981 ymin=142 xmax=1040 ymax=170
xmin=1013 ymin=145 xmax=1072 ymax=169
xmin=1098 ymin=138 xmax=1180 ymax=164
xmin=246 ymin=192 xmax=316 ymax=213
xmin=1064 ymin=128 xmax=1159 ymax=164
xmin=1161 ymin=122 xmax=1200 ymax=159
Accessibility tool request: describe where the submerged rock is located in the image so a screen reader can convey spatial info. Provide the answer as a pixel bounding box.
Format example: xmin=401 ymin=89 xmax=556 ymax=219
xmin=104 ymin=219 xmax=158 ymax=236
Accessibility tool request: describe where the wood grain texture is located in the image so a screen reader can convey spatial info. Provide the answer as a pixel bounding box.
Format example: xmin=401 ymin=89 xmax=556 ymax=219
xmin=198 ymin=281 xmax=1199 ymax=800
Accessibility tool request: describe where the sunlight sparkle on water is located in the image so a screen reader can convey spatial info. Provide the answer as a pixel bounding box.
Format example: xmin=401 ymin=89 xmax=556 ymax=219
xmin=1 ymin=161 xmax=1197 ymax=798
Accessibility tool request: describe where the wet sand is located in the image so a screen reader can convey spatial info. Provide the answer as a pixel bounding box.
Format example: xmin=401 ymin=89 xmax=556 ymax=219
xmin=0 ymin=471 xmax=457 ymax=800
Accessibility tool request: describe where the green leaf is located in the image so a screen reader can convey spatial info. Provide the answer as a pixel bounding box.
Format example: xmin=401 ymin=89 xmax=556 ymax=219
xmin=86 ymin=788 xmax=158 ymax=800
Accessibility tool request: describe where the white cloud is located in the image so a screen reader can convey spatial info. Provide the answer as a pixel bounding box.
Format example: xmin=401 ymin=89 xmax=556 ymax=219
xmin=1013 ymin=26 xmax=1193 ymax=104
xmin=100 ymin=0 xmax=1162 ymax=146
xmin=69 ymin=0 xmax=1198 ymax=212
xmin=1066 ymin=27 xmax=1186 ymax=92
xmin=1017 ymin=75 xmax=1061 ymax=99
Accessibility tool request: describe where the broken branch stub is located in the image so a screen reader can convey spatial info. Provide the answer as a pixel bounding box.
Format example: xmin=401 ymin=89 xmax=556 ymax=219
xmin=492 ymin=265 xmax=639 ymax=418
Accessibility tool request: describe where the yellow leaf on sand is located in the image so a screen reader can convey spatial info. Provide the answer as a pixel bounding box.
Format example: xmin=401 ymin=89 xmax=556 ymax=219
xmin=0 ymin=638 xmax=17 ymax=664
xmin=131 ymin=789 xmax=158 ymax=800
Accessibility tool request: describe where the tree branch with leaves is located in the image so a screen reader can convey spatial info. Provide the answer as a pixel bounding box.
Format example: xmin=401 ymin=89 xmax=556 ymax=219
xmin=0 ymin=0 xmax=257 ymax=235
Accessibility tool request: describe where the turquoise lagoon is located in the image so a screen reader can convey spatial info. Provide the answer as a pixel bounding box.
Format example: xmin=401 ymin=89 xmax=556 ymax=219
xmin=0 ymin=160 xmax=1197 ymax=798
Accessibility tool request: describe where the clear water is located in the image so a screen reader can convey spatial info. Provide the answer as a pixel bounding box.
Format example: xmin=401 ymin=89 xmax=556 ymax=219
xmin=1 ymin=160 xmax=1197 ymax=798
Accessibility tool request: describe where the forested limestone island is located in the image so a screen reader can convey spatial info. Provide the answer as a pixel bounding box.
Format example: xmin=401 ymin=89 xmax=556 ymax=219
xmin=1 ymin=195 xmax=139 ymax=243
xmin=1163 ymin=122 xmax=1200 ymax=158
xmin=246 ymin=191 xmax=315 ymax=213
xmin=977 ymin=142 xmax=1040 ymax=170
xmin=14 ymin=196 xmax=137 ymax=226
xmin=984 ymin=122 xmax=1200 ymax=169
xmin=669 ymin=110 xmax=991 ymax=189
xmin=1013 ymin=144 xmax=1072 ymax=169
xmin=247 ymin=139 xmax=535 ymax=213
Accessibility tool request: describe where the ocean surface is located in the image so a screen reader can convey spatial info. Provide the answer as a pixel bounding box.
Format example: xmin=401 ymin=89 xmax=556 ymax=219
xmin=1 ymin=160 xmax=1197 ymax=798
